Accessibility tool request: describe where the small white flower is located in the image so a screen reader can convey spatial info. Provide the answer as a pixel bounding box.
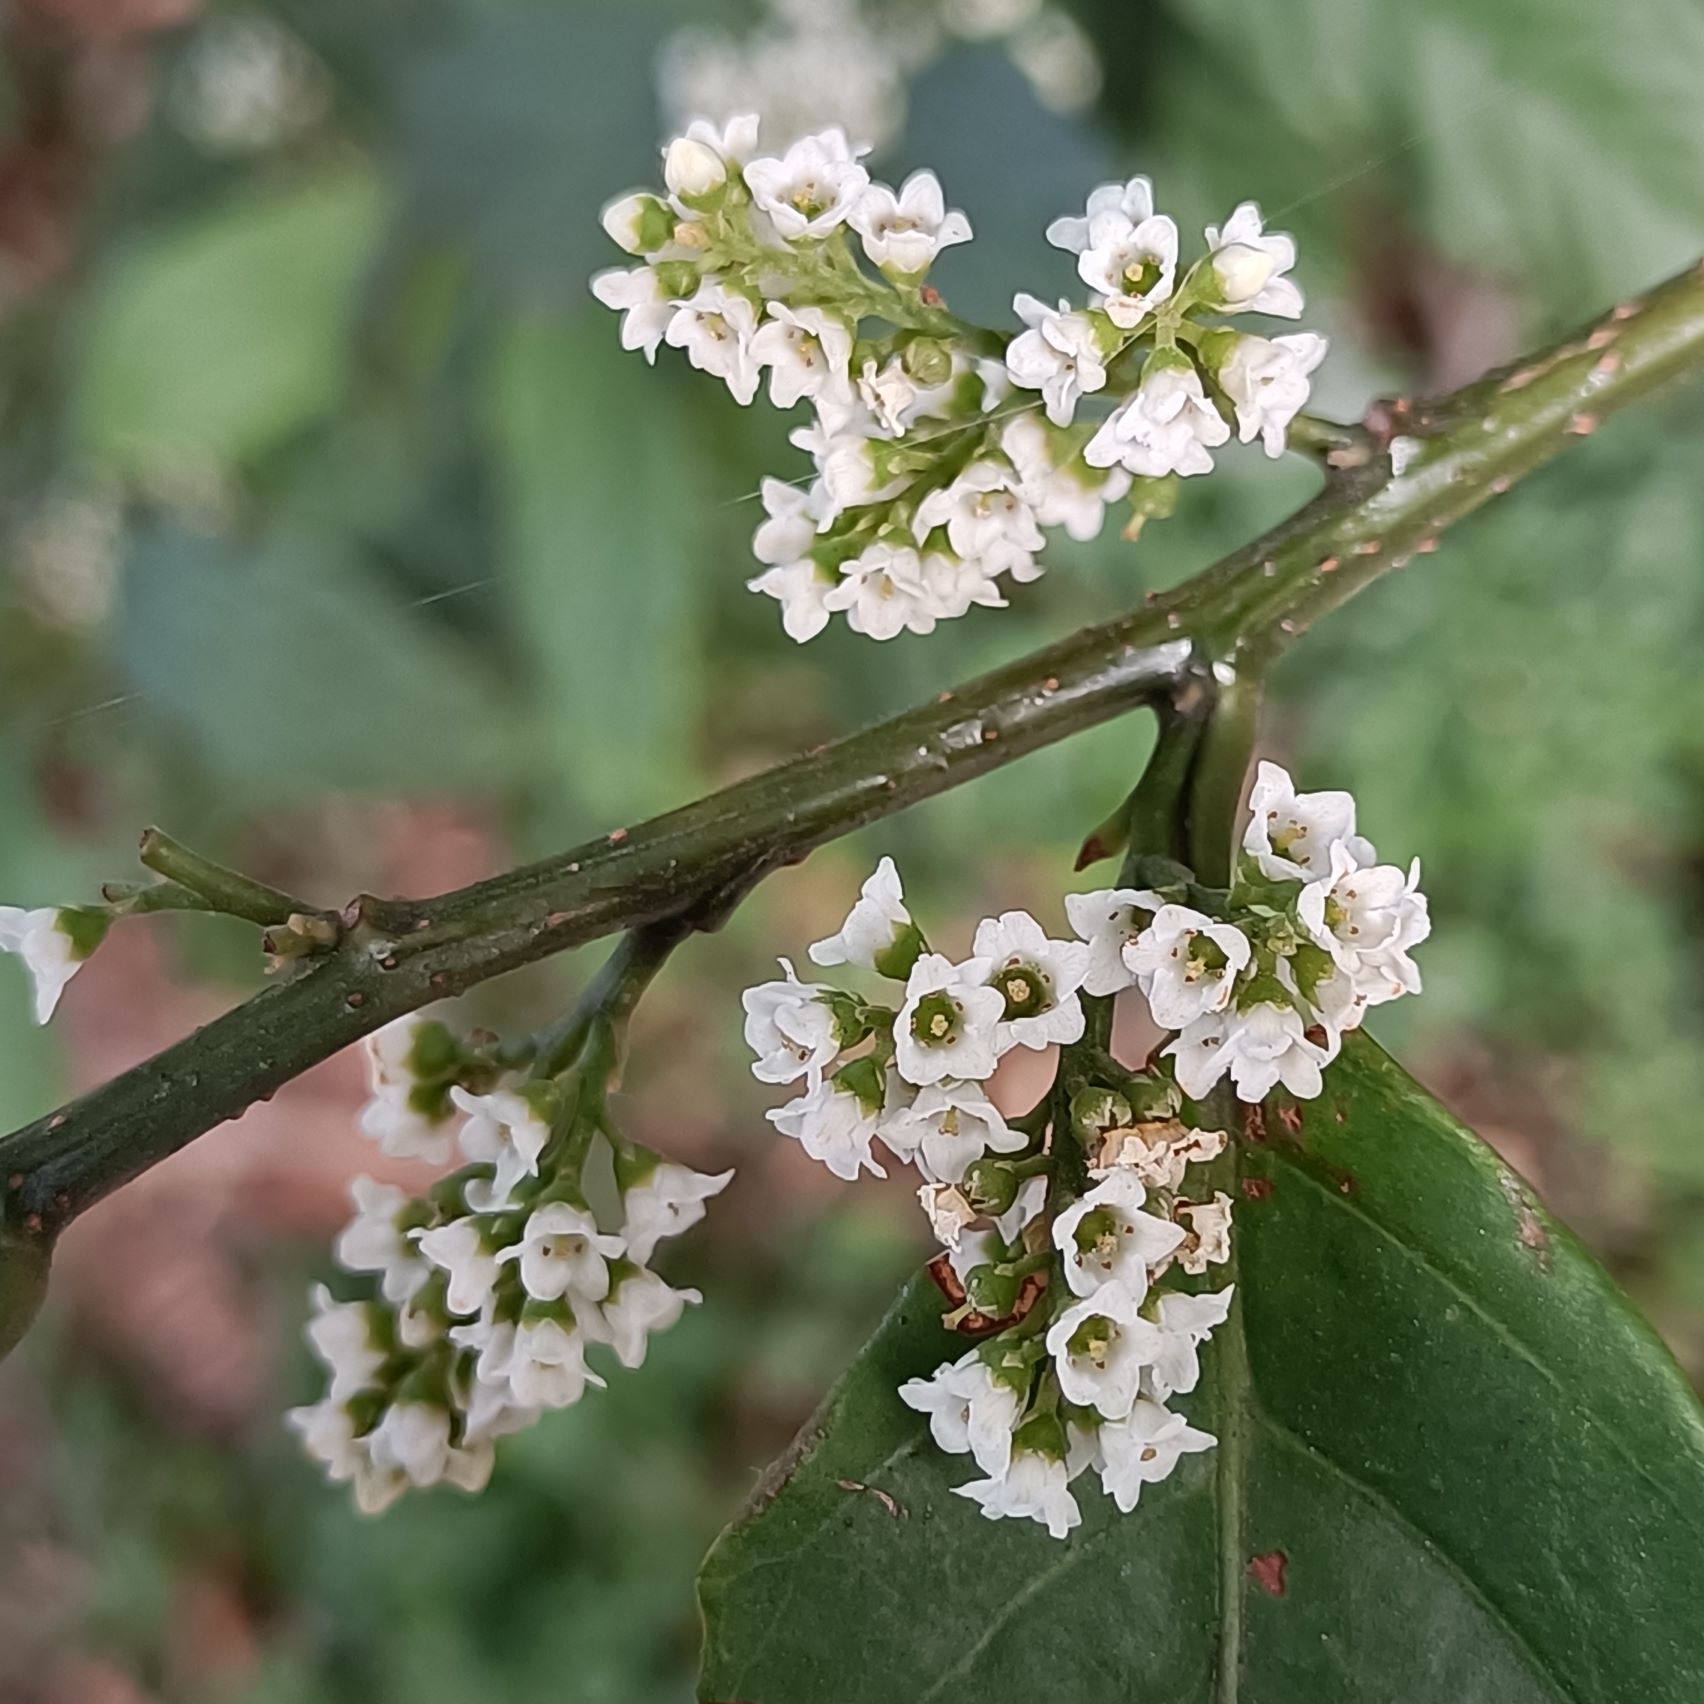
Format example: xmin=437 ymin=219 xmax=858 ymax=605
xmin=893 ymin=953 xmax=1006 ymax=1086
xmin=1242 ymin=760 xmax=1374 ymax=883
xmin=599 ymin=190 xmax=668 ymax=255
xmin=750 ymin=303 xmax=854 ymax=409
xmin=1167 ymin=998 xmax=1337 ymax=1103
xmin=1297 ymin=842 xmax=1429 ymax=1006
xmin=357 ymin=1013 xmax=457 ymax=1164
xmin=916 ymin=1181 xmax=978 ymax=1249
xmin=334 ymin=1177 xmax=426 ymax=1306
xmin=1215 ymin=331 xmax=1328 ymax=457
xmin=1084 ymin=359 xmax=1230 ymax=478
xmin=1047 ymin=1284 xmax=1165 ymax=1419
xmin=955 ymin=1448 xmax=1082 ymax=1540
xmin=416 ymin=1216 xmax=507 ymax=1317
xmin=899 ymin=1350 xmax=1022 ymax=1476
xmin=504 ymin=1314 xmax=607 ymax=1409
xmin=913 ymin=461 xmax=1043 ymax=578
xmin=1046 ymin=174 xmax=1156 ymax=255
xmin=748 ymin=558 xmax=835 ymax=643
xmin=1176 ymin=1191 xmax=1234 ymax=1275
xmin=303 ymin=1284 xmax=384 ymax=1403
xmin=287 ymin=1399 xmax=388 ymax=1501
xmin=823 ymin=540 xmax=944 ymax=641
xmin=1052 ymin=1170 xmax=1186 ymax=1300
xmin=1097 ymin=1397 xmax=1215 ymax=1512
xmin=810 ymin=857 xmax=912 ymax=971
xmin=1128 ymin=905 xmax=1252 ymax=1030
xmin=751 ymin=476 xmax=822 ymax=565
xmin=806 ymin=416 xmax=910 ymax=516
xmin=1063 ymin=886 xmax=1165 ymax=996
xmin=1001 ymin=415 xmax=1131 ymax=543
xmin=882 ymin=1080 xmax=1024 ymax=1183
xmin=619 ymin=1161 xmax=734 ymax=1265
xmin=1077 ymin=204 xmax=1179 ymax=328
xmin=743 ymin=126 xmax=871 ymax=240
xmin=850 ymin=170 xmax=972 ymax=274
xmin=368 ymin=1400 xmax=453 ymax=1488
xmin=450 ymin=1086 xmax=552 ymax=1212
xmin=742 ymin=957 xmax=845 ymax=1085
xmin=590 ymin=266 xmax=677 ymax=362
xmin=856 ymin=357 xmax=924 ymax=437
xmin=768 ymin=1075 xmax=887 ymax=1181
xmin=1146 ymin=1286 xmax=1234 ymax=1401
xmin=1004 ymin=293 xmax=1107 ymax=427
xmin=593 ymin=1265 xmax=701 ymax=1370
xmin=919 ymin=548 xmax=1014 ymax=620
xmin=1205 ymin=201 xmax=1303 ymax=318
xmin=1094 ymin=1120 xmax=1226 ymax=1192
xmin=498 ymin=1202 xmax=624 ymax=1304
xmin=0 ymin=905 xmax=98 ymax=1025
xmin=678 ymin=113 xmax=760 ymax=174
xmin=665 ymin=282 xmax=762 ymax=404
xmin=972 ymin=909 xmax=1091 ymax=1053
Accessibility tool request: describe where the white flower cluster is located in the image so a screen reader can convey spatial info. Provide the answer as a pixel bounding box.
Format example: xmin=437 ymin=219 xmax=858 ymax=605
xmin=742 ymin=859 xmax=1234 ymax=1537
xmin=1072 ymin=762 xmax=1429 ymax=1103
xmin=0 ymin=904 xmax=108 ymax=1024
xmin=289 ymin=1013 xmax=730 ymax=1513
xmin=596 ymin=125 xmax=1328 ymax=645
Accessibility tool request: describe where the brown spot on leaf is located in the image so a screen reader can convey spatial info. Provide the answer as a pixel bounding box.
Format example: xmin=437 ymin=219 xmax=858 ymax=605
xmin=1499 ymin=1171 xmax=1552 ymax=1269
xmin=1249 ymin=1551 xmax=1288 ymax=1596
xmin=1242 ymin=1177 xmax=1274 ymax=1202
xmin=1277 ymin=1104 xmax=1304 ymax=1137
xmin=836 ymin=1480 xmax=906 ymax=1519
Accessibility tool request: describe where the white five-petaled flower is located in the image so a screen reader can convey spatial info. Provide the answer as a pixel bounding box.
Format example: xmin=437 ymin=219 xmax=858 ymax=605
xmin=589 ymin=266 xmax=676 ymax=362
xmin=750 ymin=303 xmax=854 ymax=409
xmin=497 ymin=1202 xmax=624 ymax=1304
xmin=1096 ymin=1397 xmax=1216 ymax=1512
xmin=1127 ymin=905 xmax=1252 ymax=1030
xmin=1146 ymin=1286 xmax=1235 ymax=1401
xmin=1176 ymin=1191 xmax=1234 ymax=1275
xmin=665 ymin=281 xmax=762 ymax=404
xmin=1167 ymin=997 xmax=1338 ymax=1104
xmin=913 ymin=460 xmax=1044 ymax=580
xmin=768 ymin=1074 xmax=888 ymax=1181
xmin=893 ymin=953 xmax=1006 ymax=1086
xmin=1205 ymin=201 xmax=1304 ymax=318
xmin=899 ymin=1350 xmax=1023 ymax=1476
xmin=1052 ymin=1170 xmax=1187 ymax=1300
xmin=1077 ymin=198 xmax=1179 ymax=328
xmin=743 ymin=126 xmax=871 ymax=241
xmin=334 ymin=1177 xmax=427 ymax=1306
xmin=618 ymin=1161 xmax=733 ymax=1266
xmin=954 ymin=1434 xmax=1092 ymax=1540
xmin=1215 ymin=331 xmax=1328 ymax=458
xmin=1242 ymin=760 xmax=1374 ymax=883
xmin=1064 ymin=886 xmax=1165 ymax=996
xmin=881 ymin=1079 xmax=1024 ymax=1184
xmin=1002 ymin=415 xmax=1131 ymax=543
xmin=1004 ymin=294 xmax=1107 ymax=427
xmin=594 ymin=1266 xmax=701 ymax=1370
xmin=850 ymin=170 xmax=972 ymax=275
xmin=0 ymin=905 xmax=97 ymax=1024
xmin=971 ymin=909 xmax=1091 ymax=1052
xmin=742 ymin=957 xmax=845 ymax=1085
xmin=416 ymin=1216 xmax=509 ymax=1317
xmin=810 ymin=856 xmax=912 ymax=972
xmin=1047 ymin=1284 xmax=1166 ymax=1419
xmin=303 ymin=1284 xmax=384 ymax=1403
xmin=451 ymin=1086 xmax=552 ymax=1212
xmin=1084 ymin=358 xmax=1230 ymax=478
xmin=1298 ymin=841 xmax=1430 ymax=1006
xmin=823 ymin=540 xmax=944 ymax=641
xmin=357 ymin=1013 xmax=457 ymax=1164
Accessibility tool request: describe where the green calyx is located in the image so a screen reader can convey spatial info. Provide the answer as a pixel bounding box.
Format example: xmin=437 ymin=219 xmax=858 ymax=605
xmin=56 ymin=906 xmax=111 ymax=962
xmin=833 ymin=1053 xmax=887 ymax=1115
xmin=1011 ymin=1410 xmax=1068 ymax=1462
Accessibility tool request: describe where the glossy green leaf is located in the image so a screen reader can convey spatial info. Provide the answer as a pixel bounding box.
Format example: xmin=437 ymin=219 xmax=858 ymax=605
xmin=697 ymin=1036 xmax=1704 ymax=1702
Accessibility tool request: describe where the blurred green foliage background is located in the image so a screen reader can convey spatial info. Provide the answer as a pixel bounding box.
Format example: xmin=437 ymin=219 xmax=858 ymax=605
xmin=1 ymin=0 xmax=1702 ymax=1699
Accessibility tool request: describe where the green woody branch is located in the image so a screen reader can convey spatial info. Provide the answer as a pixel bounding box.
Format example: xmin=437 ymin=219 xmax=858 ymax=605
xmin=2 ymin=256 xmax=1701 ymax=1294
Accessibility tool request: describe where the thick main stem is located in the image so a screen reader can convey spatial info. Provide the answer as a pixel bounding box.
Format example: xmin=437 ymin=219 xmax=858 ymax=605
xmin=2 ymin=258 xmax=1702 ymax=1247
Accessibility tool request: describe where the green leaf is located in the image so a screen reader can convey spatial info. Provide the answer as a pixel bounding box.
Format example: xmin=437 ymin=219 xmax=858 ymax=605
xmin=76 ymin=170 xmax=386 ymax=473
xmin=697 ymin=1036 xmax=1704 ymax=1701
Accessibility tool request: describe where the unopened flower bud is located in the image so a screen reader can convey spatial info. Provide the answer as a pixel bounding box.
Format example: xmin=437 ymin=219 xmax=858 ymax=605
xmin=963 ymin=1262 xmax=1021 ymax=1318
xmin=901 ymin=337 xmax=954 ymax=388
xmin=963 ymin=1159 xmax=1020 ymax=1217
xmin=1209 ymin=242 xmax=1277 ymax=307
xmin=1070 ymin=1085 xmax=1132 ymax=1146
xmin=664 ymin=137 xmax=727 ymax=203
xmin=600 ymin=191 xmax=676 ymax=255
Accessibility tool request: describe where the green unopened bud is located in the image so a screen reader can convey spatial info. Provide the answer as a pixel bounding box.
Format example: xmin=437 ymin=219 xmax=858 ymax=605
xmin=963 ymin=1262 xmax=1021 ymax=1318
xmin=652 ymin=260 xmax=702 ymax=300
xmin=663 ymin=136 xmax=728 ymax=204
xmin=1070 ymin=1086 xmax=1133 ymax=1145
xmin=1121 ymin=1072 xmax=1182 ymax=1121
xmin=900 ymin=337 xmax=954 ymax=387
xmin=600 ymin=191 xmax=676 ymax=255
xmin=964 ymin=1160 xmax=1019 ymax=1217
